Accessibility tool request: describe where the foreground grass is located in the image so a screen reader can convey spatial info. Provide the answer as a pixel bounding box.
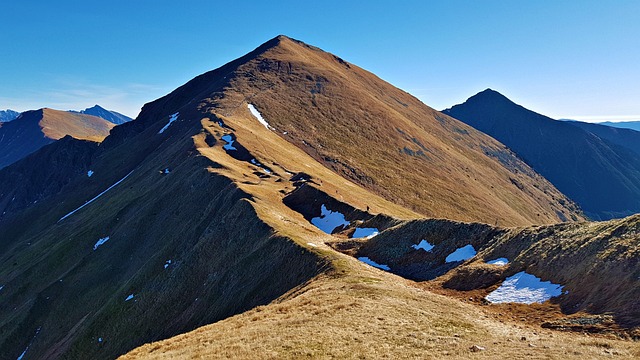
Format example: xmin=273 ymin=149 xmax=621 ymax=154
xmin=121 ymin=254 xmax=639 ymax=359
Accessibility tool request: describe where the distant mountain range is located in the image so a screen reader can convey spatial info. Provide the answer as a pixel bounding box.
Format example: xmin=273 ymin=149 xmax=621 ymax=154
xmin=73 ymin=104 xmax=133 ymax=125
xmin=596 ymin=120 xmax=640 ymax=131
xmin=0 ymin=109 xmax=20 ymax=122
xmin=560 ymin=119 xmax=640 ymax=132
xmin=0 ymin=108 xmax=114 ymax=169
xmin=444 ymin=89 xmax=640 ymax=220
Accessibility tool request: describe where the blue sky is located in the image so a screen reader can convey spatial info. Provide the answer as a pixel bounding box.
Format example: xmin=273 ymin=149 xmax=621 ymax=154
xmin=1 ymin=1 xmax=639 ymax=121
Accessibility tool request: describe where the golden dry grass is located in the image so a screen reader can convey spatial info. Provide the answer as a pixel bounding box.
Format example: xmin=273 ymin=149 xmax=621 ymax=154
xmin=121 ymin=257 xmax=640 ymax=359
xmin=40 ymin=108 xmax=114 ymax=142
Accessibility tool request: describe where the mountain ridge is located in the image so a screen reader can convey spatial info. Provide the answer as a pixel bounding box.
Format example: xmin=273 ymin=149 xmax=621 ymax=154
xmin=0 ymin=108 xmax=114 ymax=169
xmin=443 ymin=89 xmax=640 ymax=220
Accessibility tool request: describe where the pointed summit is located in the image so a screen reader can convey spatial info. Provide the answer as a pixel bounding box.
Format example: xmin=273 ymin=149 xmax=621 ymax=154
xmin=444 ymin=90 xmax=640 ymax=219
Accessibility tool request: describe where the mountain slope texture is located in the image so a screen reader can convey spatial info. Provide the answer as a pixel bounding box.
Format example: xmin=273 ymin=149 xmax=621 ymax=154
xmin=0 ymin=109 xmax=20 ymax=122
xmin=0 ymin=36 xmax=636 ymax=360
xmin=0 ymin=108 xmax=114 ymax=169
xmin=444 ymin=89 xmax=640 ymax=220
xmin=78 ymin=105 xmax=133 ymax=125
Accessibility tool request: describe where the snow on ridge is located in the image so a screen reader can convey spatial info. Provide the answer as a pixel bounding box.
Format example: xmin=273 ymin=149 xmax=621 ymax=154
xmin=445 ymin=244 xmax=477 ymax=263
xmin=311 ymin=204 xmax=349 ymax=234
xmin=58 ymin=171 xmax=134 ymax=222
xmin=248 ymin=104 xmax=274 ymax=130
xmin=93 ymin=237 xmax=110 ymax=250
xmin=59 ymin=171 xmax=133 ymax=222
xmin=158 ymin=112 xmax=179 ymax=134
xmin=412 ymin=239 xmax=434 ymax=252
xmin=221 ymin=134 xmax=237 ymax=151
xmin=486 ymin=258 xmax=509 ymax=266
xmin=486 ymin=271 xmax=564 ymax=304
xmin=352 ymin=227 xmax=379 ymax=239
xmin=358 ymin=257 xmax=390 ymax=271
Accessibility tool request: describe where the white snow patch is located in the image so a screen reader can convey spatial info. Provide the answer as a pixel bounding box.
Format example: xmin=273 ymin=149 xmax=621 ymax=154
xmin=163 ymin=168 xmax=170 ymax=174
xmin=311 ymin=204 xmax=349 ymax=234
xmin=486 ymin=258 xmax=509 ymax=266
xmin=445 ymin=244 xmax=477 ymax=263
xmin=164 ymin=260 xmax=172 ymax=269
xmin=486 ymin=271 xmax=564 ymax=304
xmin=125 ymin=294 xmax=134 ymax=301
xmin=221 ymin=134 xmax=237 ymax=151
xmin=17 ymin=348 xmax=28 ymax=360
xmin=0 ymin=285 xmax=3 ymax=291
xmin=158 ymin=112 xmax=179 ymax=134
xmin=58 ymin=171 xmax=134 ymax=222
xmin=98 ymin=337 xmax=103 ymax=343
xmin=358 ymin=257 xmax=390 ymax=271
xmin=352 ymin=227 xmax=379 ymax=239
xmin=307 ymin=242 xmax=317 ymax=247
xmin=248 ymin=104 xmax=274 ymax=130
xmin=87 ymin=170 xmax=94 ymax=177
xmin=412 ymin=239 xmax=435 ymax=252
xmin=93 ymin=237 xmax=110 ymax=250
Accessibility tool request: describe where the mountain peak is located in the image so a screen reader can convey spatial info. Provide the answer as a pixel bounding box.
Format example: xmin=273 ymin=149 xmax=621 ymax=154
xmin=468 ymin=88 xmax=512 ymax=104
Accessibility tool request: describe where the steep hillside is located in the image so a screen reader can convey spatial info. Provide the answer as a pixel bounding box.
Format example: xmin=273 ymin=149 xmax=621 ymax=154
xmin=1 ymin=36 xmax=630 ymax=360
xmin=444 ymin=89 xmax=640 ymax=220
xmin=77 ymin=105 xmax=133 ymax=125
xmin=0 ymin=108 xmax=114 ymax=169
xmin=569 ymin=120 xmax=640 ymax=156
xmin=203 ymin=37 xmax=580 ymax=226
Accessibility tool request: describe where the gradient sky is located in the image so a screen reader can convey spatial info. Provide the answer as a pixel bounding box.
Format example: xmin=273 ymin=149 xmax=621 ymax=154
xmin=1 ymin=1 xmax=639 ymax=121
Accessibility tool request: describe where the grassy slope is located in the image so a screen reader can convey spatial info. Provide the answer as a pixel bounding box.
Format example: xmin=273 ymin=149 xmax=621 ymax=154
xmin=2 ymin=36 xmax=631 ymax=360
xmin=210 ymin=36 xmax=582 ymax=227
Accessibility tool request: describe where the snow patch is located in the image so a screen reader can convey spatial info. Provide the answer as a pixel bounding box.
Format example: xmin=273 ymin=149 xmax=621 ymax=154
xmin=221 ymin=134 xmax=237 ymax=151
xmin=311 ymin=204 xmax=349 ymax=234
xmin=248 ymin=104 xmax=274 ymax=130
xmin=59 ymin=171 xmax=134 ymax=222
xmin=98 ymin=337 xmax=103 ymax=343
xmin=158 ymin=112 xmax=179 ymax=134
xmin=87 ymin=170 xmax=94 ymax=177
xmin=358 ymin=257 xmax=390 ymax=271
xmin=352 ymin=227 xmax=379 ymax=239
xmin=445 ymin=244 xmax=477 ymax=263
xmin=164 ymin=260 xmax=172 ymax=269
xmin=0 ymin=285 xmax=3 ymax=291
xmin=412 ymin=239 xmax=435 ymax=252
xmin=125 ymin=294 xmax=134 ymax=301
xmin=307 ymin=242 xmax=317 ymax=247
xmin=486 ymin=258 xmax=509 ymax=266
xmin=93 ymin=237 xmax=110 ymax=250
xmin=486 ymin=271 xmax=564 ymax=304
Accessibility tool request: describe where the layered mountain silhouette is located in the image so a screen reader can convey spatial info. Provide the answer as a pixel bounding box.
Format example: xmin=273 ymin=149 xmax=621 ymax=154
xmin=598 ymin=120 xmax=640 ymax=132
xmin=444 ymin=89 xmax=640 ymax=220
xmin=75 ymin=104 xmax=133 ymax=125
xmin=0 ymin=109 xmax=20 ymax=122
xmin=1 ymin=36 xmax=637 ymax=359
xmin=0 ymin=108 xmax=114 ymax=169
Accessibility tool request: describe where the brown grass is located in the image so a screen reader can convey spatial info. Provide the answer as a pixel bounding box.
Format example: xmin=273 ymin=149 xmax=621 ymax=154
xmin=39 ymin=108 xmax=114 ymax=142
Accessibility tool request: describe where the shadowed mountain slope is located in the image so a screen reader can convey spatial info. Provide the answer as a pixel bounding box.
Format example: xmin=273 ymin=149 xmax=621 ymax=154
xmin=568 ymin=120 xmax=640 ymax=156
xmin=0 ymin=108 xmax=114 ymax=169
xmin=3 ymin=36 xmax=632 ymax=360
xmin=444 ymin=89 xmax=640 ymax=220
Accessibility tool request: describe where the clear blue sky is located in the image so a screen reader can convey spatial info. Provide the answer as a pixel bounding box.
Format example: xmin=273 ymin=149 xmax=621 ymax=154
xmin=1 ymin=1 xmax=639 ymax=121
